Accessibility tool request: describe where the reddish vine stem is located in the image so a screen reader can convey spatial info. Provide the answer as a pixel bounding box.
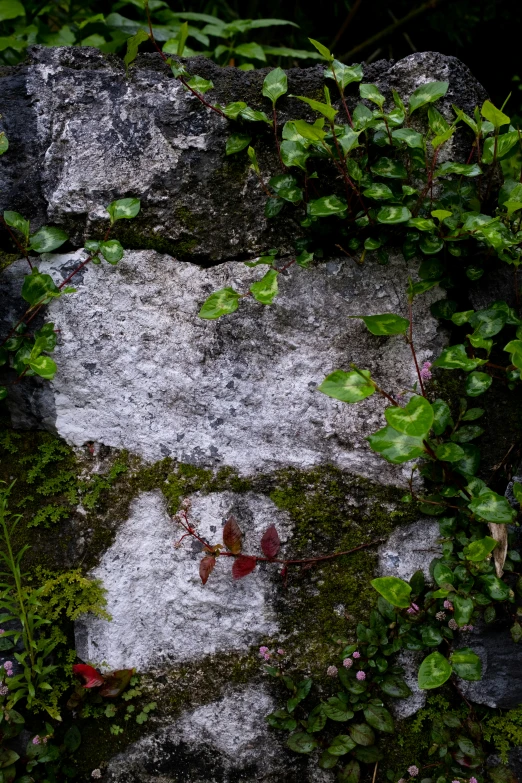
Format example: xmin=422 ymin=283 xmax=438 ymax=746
xmin=330 ymin=68 xmax=354 ymax=128
xmin=0 ymin=217 xmax=32 ymax=270
xmin=272 ymin=107 xmax=285 ymax=170
xmin=408 ymin=298 xmax=426 ymax=396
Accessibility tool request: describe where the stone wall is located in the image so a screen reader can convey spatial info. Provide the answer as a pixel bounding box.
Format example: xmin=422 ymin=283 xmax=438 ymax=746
xmin=1 ymin=46 xmax=520 ymax=780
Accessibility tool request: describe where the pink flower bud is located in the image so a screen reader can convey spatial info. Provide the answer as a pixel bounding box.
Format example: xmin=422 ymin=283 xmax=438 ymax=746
xmin=356 ymin=671 xmax=366 ymax=681
xmin=343 ymin=658 xmax=353 ymax=668
xmin=352 ymin=651 xmax=361 ymax=659
xmin=326 ymin=665 xmax=338 ymax=677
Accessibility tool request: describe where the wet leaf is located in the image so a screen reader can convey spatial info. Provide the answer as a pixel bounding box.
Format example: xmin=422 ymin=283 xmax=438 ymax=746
xmin=418 ymin=651 xmax=452 ymax=689
xmin=318 ymin=369 xmax=375 ymax=403
xmin=232 ymin=555 xmax=257 ymax=580
xmin=260 ymin=525 xmax=280 ymax=559
xmin=199 ymin=555 xmax=216 ymax=585
xmin=370 ymin=576 xmax=411 ymax=608
xmin=385 ymin=395 xmax=433 ymax=438
xmin=223 ymin=516 xmax=242 ymax=553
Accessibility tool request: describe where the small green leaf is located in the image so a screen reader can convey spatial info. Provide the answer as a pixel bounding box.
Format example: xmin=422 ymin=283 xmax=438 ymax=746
xmin=368 ymin=425 xmax=426 ymax=464
xmin=480 ymin=574 xmax=511 ymax=601
xmin=240 ymin=107 xmax=271 ymax=123
xmin=465 ymin=372 xmax=492 ymax=397
xmin=463 ymin=536 xmax=497 ymax=564
xmin=107 ymin=198 xmax=140 ymax=224
xmin=269 ymin=173 xmax=302 ymax=203
xmin=348 ymin=723 xmax=375 ymax=746
xmin=450 ymin=647 xmax=482 ymax=681
xmin=380 ymin=676 xmax=411 ymax=698
xmin=359 ymin=83 xmax=385 ymax=109
xmin=432 ymin=345 xmax=479 ymax=371
xmin=0 ymin=386 xmax=7 ymax=401
xmin=322 ymin=697 xmax=354 ymax=722
xmin=0 ymin=0 xmax=25 ymax=21
xmin=28 ymin=355 xmax=57 ymax=380
xmin=123 ymin=29 xmax=148 ymax=75
xmin=226 ymin=133 xmax=251 ymax=156
xmin=319 ymin=750 xmax=339 ymax=769
xmin=462 ymin=407 xmax=485 ymax=421
xmin=481 ymin=99 xmax=510 ymax=129
xmin=435 ymin=442 xmax=465 ymax=462
xmin=469 ymin=490 xmax=516 ymax=524
xmin=385 ymin=395 xmax=433 ymax=438
xmin=325 ymin=60 xmax=363 ymax=89
xmin=432 ymin=398 xmax=453 ymax=435
xmin=328 ymin=735 xmax=357 ymax=755
xmin=362 ymin=183 xmax=393 ymax=200
xmin=451 ymin=424 xmax=484 ymax=443
xmin=280 ymin=140 xmax=309 ymax=171
xmin=220 ymin=101 xmax=248 ymax=120
xmin=198 ymin=287 xmax=240 ymax=319
xmin=308 ymin=195 xmax=347 ymax=217
xmin=434 ymin=161 xmax=482 ymax=177
xmin=354 ymin=313 xmax=409 ymax=336
xmin=234 ymin=42 xmax=266 ymax=62
xmin=293 ymin=95 xmax=337 ymax=122
xmin=287 ymin=732 xmax=318 ymax=754
xmin=377 ymin=205 xmax=412 ymax=224
xmin=409 ymin=81 xmax=449 ymax=114
xmin=370 ymin=157 xmax=407 ymax=178
xmin=392 ymin=128 xmax=424 ymax=148
xmin=100 ymin=239 xmax=124 ymax=265
xmin=363 ymin=704 xmax=393 ymax=733
xmin=453 ymin=595 xmax=474 ymax=626
xmin=433 ymin=562 xmax=454 ymax=587
xmin=262 ymin=67 xmax=287 ymax=105
xmin=418 ymin=651 xmax=452 ymax=689
xmin=370 ymin=576 xmax=412 ymax=608
xmin=482 ymin=131 xmax=519 ymax=163
xmin=318 ymin=369 xmax=375 ymax=403
xmin=250 ymin=269 xmax=278 ymax=305
xmin=308 ymin=37 xmax=333 ymax=61
xmin=64 ymin=725 xmax=81 ymax=753
xmin=4 ymin=210 xmax=29 ymax=240
xmin=29 ymin=226 xmax=68 ymax=254
xmin=0 ymin=132 xmax=8 ymax=155
xmin=21 ymin=269 xmax=60 ymax=306
xmin=419 ymin=234 xmax=443 ymax=255
xmin=186 ymin=75 xmax=214 ymax=94
xmin=292 ymin=119 xmax=326 ymax=141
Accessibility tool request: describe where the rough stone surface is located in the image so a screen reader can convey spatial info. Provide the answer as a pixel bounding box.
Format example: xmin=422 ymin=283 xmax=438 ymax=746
xmin=104 ymin=686 xmax=331 ymax=783
xmin=75 ymin=490 xmax=293 ymax=671
xmin=377 ymin=518 xmax=441 ymax=583
xmin=459 ymin=624 xmax=522 ymax=709
xmin=2 ymin=249 xmax=446 ymax=483
xmin=0 ymin=48 xmax=486 ymax=262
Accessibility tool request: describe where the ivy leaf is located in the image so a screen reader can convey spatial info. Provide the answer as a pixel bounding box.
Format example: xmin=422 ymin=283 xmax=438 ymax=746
xmin=328 ymin=735 xmax=357 ymax=755
xmin=348 ymin=723 xmax=375 ymax=746
xmin=370 ymin=157 xmax=407 ymax=178
xmin=123 ymin=28 xmax=149 ymax=75
xmin=409 ymin=81 xmax=449 ymax=114
xmin=363 ymin=704 xmax=393 ymax=733
xmin=370 ymin=576 xmax=412 ymax=608
xmin=432 ymin=345 xmax=479 ymax=372
xmin=262 ymin=67 xmax=287 ymax=105
xmin=198 ymin=288 xmax=240 ymax=319
xmin=359 ymin=83 xmax=385 ymax=109
xmin=465 ymin=372 xmax=492 ymax=397
xmin=352 ymin=313 xmax=409 ymax=336
xmin=29 ymin=226 xmax=68 ymax=254
xmin=107 ymin=198 xmax=141 ymax=224
xmin=384 ymin=395 xmax=433 ymax=438
xmin=293 ymin=95 xmax=337 ymax=122
xmin=199 ymin=555 xmax=216 ymax=585
xmin=368 ymin=425 xmax=426 ymax=464
xmin=226 ymin=133 xmax=251 ymax=156
xmin=469 ymin=491 xmax=516 ymax=524
xmin=260 ymin=525 xmax=280 ymax=559
xmin=250 ymin=269 xmax=278 ymax=305
xmin=21 ymin=269 xmax=60 ymax=306
xmin=232 ymin=555 xmax=257 ymax=580
xmin=391 ymin=128 xmax=424 ymax=148
xmin=450 ymin=648 xmax=482 ymax=681
xmin=318 ymin=369 xmax=375 ymax=403
xmin=308 ymin=195 xmax=347 ymax=217
xmin=453 ymin=595 xmax=474 ymax=626
xmin=28 ymin=355 xmax=57 ymax=380
xmin=377 ymin=205 xmax=412 ymax=224
xmin=269 ymin=174 xmax=302 ymax=203
xmin=286 ymin=732 xmax=319 ymax=754
xmin=418 ymin=651 xmax=452 ymax=689
xmin=435 ymin=442 xmax=465 ymax=462
xmin=223 ymin=516 xmax=242 ymax=554
xmin=100 ymin=239 xmax=124 ymax=265
xmin=220 ymin=101 xmax=248 ymax=120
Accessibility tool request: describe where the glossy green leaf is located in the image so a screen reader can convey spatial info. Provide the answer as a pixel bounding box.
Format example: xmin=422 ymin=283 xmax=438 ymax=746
xmin=318 ymin=750 xmax=339 ymax=769
xmin=482 ymin=131 xmax=519 ymax=163
xmin=450 ymin=647 xmax=482 ymax=680
xmin=377 ymin=205 xmax=412 ymax=224
xmin=464 ymin=536 xmax=497 ymax=563
xmin=354 ymin=313 xmax=409 ymax=336
xmin=409 ymin=81 xmax=449 ymax=114
xmin=370 ymin=576 xmax=412 ymax=608
xmin=363 ymin=704 xmax=393 ymax=733
xmin=322 ymin=697 xmax=354 ymax=722
xmin=269 ymin=174 xmax=302 ymax=203
xmin=432 ymin=345 xmax=479 ymax=371
xmin=380 ymin=676 xmax=411 ymax=698
xmin=432 ymin=398 xmax=453 ymax=435
xmin=123 ymin=29 xmax=148 ymax=74
xmin=385 ymin=395 xmax=433 ymax=437
xmin=469 ymin=308 xmax=507 ymax=337
xmin=107 ymin=198 xmax=140 ymax=223
xmin=198 ymin=287 xmax=240 ymax=319
xmin=293 ymin=95 xmax=337 ymax=122
xmin=428 ymin=105 xmax=449 ymax=135
xmin=28 ymin=355 xmax=57 ymax=380
xmin=318 ymin=369 xmax=375 ymax=403
xmin=359 ymin=83 xmax=385 ymax=108
xmin=234 ymin=42 xmax=266 ymax=61
xmin=481 ymin=99 xmax=510 ymax=128
xmin=4 ymin=210 xmax=29 ymax=240
xmin=451 ymin=424 xmax=484 ymax=442
xmin=220 ymin=101 xmax=248 ymax=120
xmin=0 ymin=386 xmax=7 ymax=401
xmin=453 ymin=595 xmax=474 ymax=626
xmin=280 ymin=140 xmax=309 ymax=171
xmin=452 ymin=310 xmax=474 ymax=326
xmin=465 ymin=372 xmax=492 ymax=397
xmin=392 ymin=128 xmax=424 ymax=148
xmin=308 ymin=195 xmax=347 ymax=217
xmin=469 ymin=490 xmax=516 ymax=524
xmin=0 ymin=0 xmax=24 ymax=21
xmin=308 ymin=37 xmax=333 ymax=61
xmin=338 ymin=127 xmax=360 ymax=155
xmin=328 ymin=735 xmax=357 ymax=756
xmin=435 ymin=442 xmax=465 ymax=462
xmin=29 ymin=226 xmax=68 ymax=254
xmin=434 ymin=161 xmax=482 ymax=177
xmin=368 ymin=425 xmax=426 ymax=464
xmin=262 ymin=67 xmax=287 ymax=104
xmin=462 ymin=407 xmax=485 ymax=421
xmin=226 ymin=133 xmax=251 ymax=156
xmin=100 ymin=239 xmax=124 ymax=265
xmin=287 ymin=732 xmax=318 ymax=754
xmin=250 ymin=269 xmax=278 ymax=305
xmin=370 ymin=157 xmax=407 ymax=178
xmin=186 ymin=75 xmax=214 ymax=94
xmin=325 ymin=60 xmax=363 ymax=89
xmin=338 ymin=759 xmax=361 ymax=783
xmin=418 ymin=651 xmax=452 ymax=689
xmin=21 ymin=269 xmax=60 ymax=306
xmin=362 ymin=183 xmax=393 ymax=200
xmin=348 ymin=723 xmax=375 ymax=746
xmin=292 ymin=119 xmax=326 ymax=141
xmin=433 ymin=562 xmax=454 ymax=587
xmin=480 ymin=574 xmax=512 ymax=600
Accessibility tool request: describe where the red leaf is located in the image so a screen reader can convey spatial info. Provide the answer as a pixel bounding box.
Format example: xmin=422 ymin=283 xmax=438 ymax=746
xmin=260 ymin=525 xmax=280 ymax=559
xmin=99 ymin=668 xmax=135 ymax=698
xmin=223 ymin=516 xmax=242 ymax=554
xmin=72 ymin=663 xmax=105 ymax=688
xmin=200 ymin=555 xmax=216 ymax=585
xmin=232 ymin=555 xmax=257 ymax=580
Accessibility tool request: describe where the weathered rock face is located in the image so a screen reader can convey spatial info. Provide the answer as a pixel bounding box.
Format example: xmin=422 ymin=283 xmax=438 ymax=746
xmin=2 ymin=46 xmax=516 ymax=781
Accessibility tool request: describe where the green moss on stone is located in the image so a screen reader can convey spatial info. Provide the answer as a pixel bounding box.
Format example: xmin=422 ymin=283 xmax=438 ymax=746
xmin=0 ymin=250 xmax=19 ymax=273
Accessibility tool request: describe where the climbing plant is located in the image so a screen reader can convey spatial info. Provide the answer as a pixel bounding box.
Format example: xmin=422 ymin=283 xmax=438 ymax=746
xmin=1 ymin=7 xmax=522 ymax=781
